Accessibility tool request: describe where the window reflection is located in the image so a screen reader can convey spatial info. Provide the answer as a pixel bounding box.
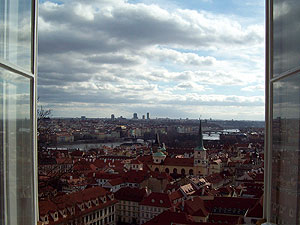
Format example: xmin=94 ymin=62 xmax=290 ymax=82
xmin=273 ymin=0 xmax=300 ymax=76
xmin=0 ymin=68 xmax=34 ymax=225
xmin=0 ymin=0 xmax=32 ymax=71
xmin=271 ymin=74 xmax=300 ymax=224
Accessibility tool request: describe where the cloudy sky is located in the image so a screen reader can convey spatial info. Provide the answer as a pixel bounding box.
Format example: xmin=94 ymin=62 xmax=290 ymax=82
xmin=38 ymin=0 xmax=265 ymax=120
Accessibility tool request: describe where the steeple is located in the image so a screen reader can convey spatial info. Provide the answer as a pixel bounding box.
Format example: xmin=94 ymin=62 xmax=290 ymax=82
xmin=195 ymin=119 xmax=206 ymax=151
xmin=152 ymin=132 xmax=161 ymax=153
xmin=154 ymin=132 xmax=160 ymax=146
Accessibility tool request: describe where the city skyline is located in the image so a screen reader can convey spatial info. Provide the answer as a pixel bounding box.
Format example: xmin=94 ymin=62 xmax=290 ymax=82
xmin=38 ymin=0 xmax=265 ymax=120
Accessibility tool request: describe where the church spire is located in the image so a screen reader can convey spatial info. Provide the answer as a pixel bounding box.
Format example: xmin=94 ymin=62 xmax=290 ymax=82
xmin=195 ymin=119 xmax=206 ymax=151
xmin=154 ymin=132 xmax=160 ymax=146
xmin=152 ymin=132 xmax=161 ymax=153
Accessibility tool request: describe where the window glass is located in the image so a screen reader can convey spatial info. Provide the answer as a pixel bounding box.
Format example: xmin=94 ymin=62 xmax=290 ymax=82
xmin=0 ymin=68 xmax=34 ymax=225
xmin=271 ymin=73 xmax=300 ymax=224
xmin=0 ymin=0 xmax=32 ymax=71
xmin=273 ymin=0 xmax=300 ymax=76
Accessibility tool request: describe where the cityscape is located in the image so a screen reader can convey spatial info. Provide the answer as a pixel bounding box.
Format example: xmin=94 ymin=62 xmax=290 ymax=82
xmin=38 ymin=114 xmax=265 ymax=225
xmin=2 ymin=0 xmax=300 ymax=225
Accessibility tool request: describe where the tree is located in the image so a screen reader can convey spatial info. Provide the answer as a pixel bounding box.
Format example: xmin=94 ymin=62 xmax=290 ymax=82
xmin=37 ymin=98 xmax=52 ymax=149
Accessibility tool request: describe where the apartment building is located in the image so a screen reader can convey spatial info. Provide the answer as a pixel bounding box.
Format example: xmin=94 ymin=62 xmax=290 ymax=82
xmin=39 ymin=187 xmax=117 ymax=225
xmin=114 ymin=187 xmax=148 ymax=224
xmin=139 ymin=192 xmax=174 ymax=225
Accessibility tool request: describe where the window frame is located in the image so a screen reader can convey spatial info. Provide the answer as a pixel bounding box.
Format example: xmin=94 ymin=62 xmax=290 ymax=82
xmin=0 ymin=0 xmax=38 ymax=224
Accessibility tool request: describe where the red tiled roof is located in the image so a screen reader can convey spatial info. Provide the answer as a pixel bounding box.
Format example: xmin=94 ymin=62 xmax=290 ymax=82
xmin=131 ymin=159 xmax=143 ymax=164
xmin=122 ymin=170 xmax=150 ymax=184
xmin=137 ymin=155 xmax=153 ymax=164
xmin=114 ymin=187 xmax=147 ymax=202
xmin=183 ymin=197 xmax=209 ymax=217
xmin=39 ymin=186 xmax=110 ymax=217
xmin=149 ymin=170 xmax=173 ymax=181
xmin=92 ymin=159 xmax=107 ymax=168
xmin=205 ymin=173 xmax=224 ymax=184
xmin=56 ymin=158 xmax=72 ymax=164
xmin=70 ymin=150 xmax=84 ymax=157
xmin=246 ymin=196 xmax=263 ymax=218
xmin=164 ymin=183 xmax=180 ymax=193
xmin=39 ymin=200 xmax=59 ymax=215
xmin=108 ymin=177 xmax=124 ymax=186
xmin=169 ymin=190 xmax=184 ymax=202
xmin=73 ymin=159 xmax=92 ymax=171
xmin=140 ymin=192 xmax=173 ymax=208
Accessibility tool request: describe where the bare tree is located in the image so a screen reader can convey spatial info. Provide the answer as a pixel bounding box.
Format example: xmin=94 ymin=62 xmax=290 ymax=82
xmin=37 ymin=98 xmax=52 ymax=149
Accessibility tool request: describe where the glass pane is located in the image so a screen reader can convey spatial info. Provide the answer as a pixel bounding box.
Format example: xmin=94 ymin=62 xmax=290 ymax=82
xmin=273 ymin=0 xmax=300 ymax=76
xmin=271 ymin=73 xmax=300 ymax=224
xmin=0 ymin=68 xmax=34 ymax=225
xmin=0 ymin=0 xmax=32 ymax=71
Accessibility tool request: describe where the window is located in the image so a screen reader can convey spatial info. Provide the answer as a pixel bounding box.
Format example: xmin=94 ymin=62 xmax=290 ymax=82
xmin=0 ymin=0 xmax=38 ymax=224
xmin=0 ymin=0 xmax=32 ymax=70
xmin=265 ymin=0 xmax=300 ymax=224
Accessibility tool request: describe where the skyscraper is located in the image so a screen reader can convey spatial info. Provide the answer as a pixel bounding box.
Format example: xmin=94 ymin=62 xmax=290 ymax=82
xmin=147 ymin=112 xmax=150 ymax=120
xmin=0 ymin=0 xmax=38 ymax=224
xmin=133 ymin=113 xmax=138 ymax=120
xmin=265 ymin=0 xmax=300 ymax=224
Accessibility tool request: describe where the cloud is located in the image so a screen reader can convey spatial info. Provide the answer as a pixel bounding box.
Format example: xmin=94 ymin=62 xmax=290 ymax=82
xmin=241 ymin=84 xmax=264 ymax=92
xmin=38 ymin=0 xmax=265 ymax=120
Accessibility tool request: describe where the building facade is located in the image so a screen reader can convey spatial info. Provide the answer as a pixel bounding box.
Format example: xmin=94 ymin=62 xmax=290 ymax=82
xmin=0 ymin=0 xmax=38 ymax=224
xmin=115 ymin=187 xmax=148 ymax=224
xmin=139 ymin=192 xmax=173 ymax=225
xmin=39 ymin=187 xmax=117 ymax=225
xmin=265 ymin=0 xmax=300 ymax=224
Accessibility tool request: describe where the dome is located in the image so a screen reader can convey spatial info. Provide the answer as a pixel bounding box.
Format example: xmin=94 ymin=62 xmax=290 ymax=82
xmin=153 ymin=151 xmax=166 ymax=157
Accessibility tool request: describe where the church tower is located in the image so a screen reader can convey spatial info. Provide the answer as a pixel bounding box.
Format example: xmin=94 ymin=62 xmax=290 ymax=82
xmin=194 ymin=120 xmax=208 ymax=170
xmin=152 ymin=132 xmax=161 ymax=153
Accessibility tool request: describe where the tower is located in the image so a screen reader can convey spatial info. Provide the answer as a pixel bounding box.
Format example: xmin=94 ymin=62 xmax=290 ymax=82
xmin=152 ymin=151 xmax=166 ymax=164
xmin=194 ymin=120 xmax=208 ymax=170
xmin=152 ymin=132 xmax=161 ymax=153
